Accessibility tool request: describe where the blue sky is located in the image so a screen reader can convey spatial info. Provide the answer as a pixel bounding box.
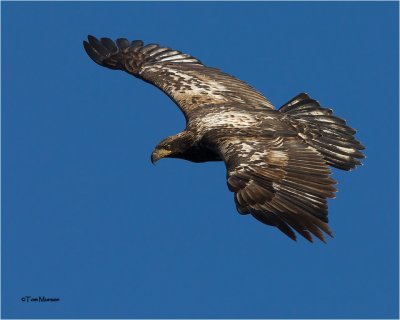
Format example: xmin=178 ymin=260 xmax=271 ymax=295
xmin=2 ymin=1 xmax=398 ymax=318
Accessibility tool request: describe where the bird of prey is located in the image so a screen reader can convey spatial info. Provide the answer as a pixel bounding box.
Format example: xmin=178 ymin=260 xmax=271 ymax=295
xmin=83 ymin=35 xmax=364 ymax=243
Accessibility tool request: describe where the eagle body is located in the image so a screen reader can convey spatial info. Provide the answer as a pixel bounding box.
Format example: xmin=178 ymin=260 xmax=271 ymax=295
xmin=84 ymin=36 xmax=365 ymax=242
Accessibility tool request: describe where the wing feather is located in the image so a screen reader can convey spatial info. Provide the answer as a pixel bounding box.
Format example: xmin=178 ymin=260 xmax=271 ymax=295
xmin=83 ymin=36 xmax=274 ymax=121
xmin=217 ymin=135 xmax=335 ymax=242
xmin=116 ymin=38 xmax=130 ymax=50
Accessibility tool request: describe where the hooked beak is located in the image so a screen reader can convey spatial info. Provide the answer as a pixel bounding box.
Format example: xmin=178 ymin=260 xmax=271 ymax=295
xmin=151 ymin=149 xmax=172 ymax=165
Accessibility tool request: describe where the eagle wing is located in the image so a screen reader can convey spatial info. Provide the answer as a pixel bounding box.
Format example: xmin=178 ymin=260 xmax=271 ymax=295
xmin=83 ymin=36 xmax=274 ymax=121
xmin=217 ymin=134 xmax=336 ymax=242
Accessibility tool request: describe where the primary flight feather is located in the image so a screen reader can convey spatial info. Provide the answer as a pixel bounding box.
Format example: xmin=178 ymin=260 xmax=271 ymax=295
xmin=83 ymin=35 xmax=365 ymax=243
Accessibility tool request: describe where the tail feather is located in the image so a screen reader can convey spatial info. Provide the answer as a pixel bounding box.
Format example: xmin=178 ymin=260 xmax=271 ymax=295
xmin=280 ymin=93 xmax=365 ymax=171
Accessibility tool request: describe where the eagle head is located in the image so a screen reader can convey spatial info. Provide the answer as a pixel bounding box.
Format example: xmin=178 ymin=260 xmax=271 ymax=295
xmin=151 ymin=132 xmax=195 ymax=164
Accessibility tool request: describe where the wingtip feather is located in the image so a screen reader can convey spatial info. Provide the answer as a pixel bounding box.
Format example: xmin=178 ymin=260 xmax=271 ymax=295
xmin=83 ymin=40 xmax=104 ymax=65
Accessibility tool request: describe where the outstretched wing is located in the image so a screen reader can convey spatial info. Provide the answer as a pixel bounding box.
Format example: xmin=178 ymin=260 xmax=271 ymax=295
xmin=83 ymin=36 xmax=274 ymax=121
xmin=216 ymin=134 xmax=336 ymax=242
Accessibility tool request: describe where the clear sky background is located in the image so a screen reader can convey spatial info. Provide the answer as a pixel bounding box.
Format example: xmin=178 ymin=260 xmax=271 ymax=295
xmin=2 ymin=1 xmax=398 ymax=319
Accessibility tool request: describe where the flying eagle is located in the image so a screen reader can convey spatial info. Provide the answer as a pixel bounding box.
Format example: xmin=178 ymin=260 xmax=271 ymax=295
xmin=83 ymin=35 xmax=365 ymax=243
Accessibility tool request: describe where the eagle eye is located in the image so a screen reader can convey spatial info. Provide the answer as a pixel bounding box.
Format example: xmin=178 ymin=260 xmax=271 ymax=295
xmin=158 ymin=143 xmax=172 ymax=151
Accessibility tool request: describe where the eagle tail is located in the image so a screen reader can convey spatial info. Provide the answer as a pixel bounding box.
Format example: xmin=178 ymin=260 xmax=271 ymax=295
xmin=83 ymin=35 xmax=202 ymax=74
xmin=280 ymin=93 xmax=365 ymax=170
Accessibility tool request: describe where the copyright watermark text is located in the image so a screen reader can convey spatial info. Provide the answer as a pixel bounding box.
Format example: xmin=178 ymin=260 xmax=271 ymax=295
xmin=21 ymin=296 xmax=60 ymax=303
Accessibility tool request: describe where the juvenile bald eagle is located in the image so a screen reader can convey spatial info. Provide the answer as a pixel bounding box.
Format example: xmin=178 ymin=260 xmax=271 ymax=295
xmin=83 ymin=35 xmax=364 ymax=243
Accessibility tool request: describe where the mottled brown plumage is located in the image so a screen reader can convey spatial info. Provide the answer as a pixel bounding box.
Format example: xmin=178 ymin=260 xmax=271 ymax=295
xmin=84 ymin=35 xmax=365 ymax=242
